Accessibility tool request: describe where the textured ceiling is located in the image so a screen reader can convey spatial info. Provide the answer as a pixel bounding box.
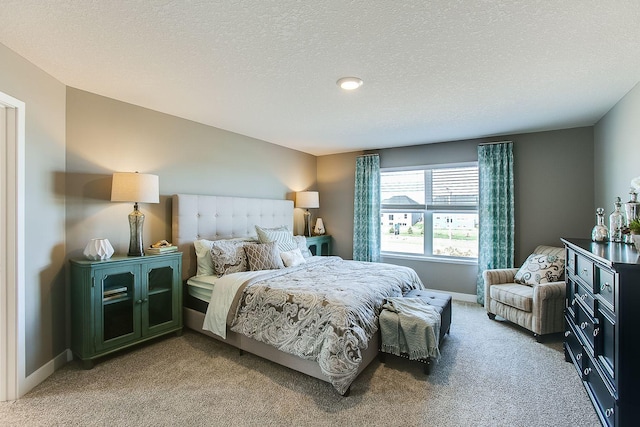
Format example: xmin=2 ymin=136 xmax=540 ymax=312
xmin=1 ymin=1 xmax=640 ymax=156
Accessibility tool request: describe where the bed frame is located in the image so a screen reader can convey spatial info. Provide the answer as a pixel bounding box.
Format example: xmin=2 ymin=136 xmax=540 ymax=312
xmin=171 ymin=193 xmax=379 ymax=394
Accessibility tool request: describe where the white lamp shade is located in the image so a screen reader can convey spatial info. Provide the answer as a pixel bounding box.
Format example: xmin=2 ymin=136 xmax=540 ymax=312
xmin=111 ymin=172 xmax=159 ymax=203
xmin=83 ymin=238 xmax=115 ymax=260
xmin=296 ymin=191 xmax=319 ymax=209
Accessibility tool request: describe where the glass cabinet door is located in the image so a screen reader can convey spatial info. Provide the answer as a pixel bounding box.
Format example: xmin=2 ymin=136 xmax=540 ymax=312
xmin=95 ymin=266 xmax=141 ymax=351
xmin=144 ymin=260 xmax=179 ymax=333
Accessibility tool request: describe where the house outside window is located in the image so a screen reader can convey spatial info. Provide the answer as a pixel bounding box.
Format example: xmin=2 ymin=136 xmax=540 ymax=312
xmin=380 ymin=163 xmax=479 ymax=261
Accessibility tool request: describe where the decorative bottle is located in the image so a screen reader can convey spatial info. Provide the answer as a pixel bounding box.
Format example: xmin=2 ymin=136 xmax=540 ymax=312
xmin=591 ymin=207 xmax=609 ymax=242
xmin=624 ymin=189 xmax=639 ymax=244
xmin=609 ymin=197 xmax=624 ymax=242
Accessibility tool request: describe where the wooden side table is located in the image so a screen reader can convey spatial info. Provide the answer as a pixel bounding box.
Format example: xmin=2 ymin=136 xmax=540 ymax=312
xmin=305 ymin=235 xmax=332 ymax=256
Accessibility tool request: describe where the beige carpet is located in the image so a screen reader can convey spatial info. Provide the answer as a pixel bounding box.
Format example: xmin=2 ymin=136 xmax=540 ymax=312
xmin=0 ymin=302 xmax=600 ymax=426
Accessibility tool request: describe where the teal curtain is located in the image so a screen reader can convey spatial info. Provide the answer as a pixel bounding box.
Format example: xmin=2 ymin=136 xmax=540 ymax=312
xmin=353 ymin=154 xmax=381 ymax=262
xmin=477 ymin=142 xmax=514 ymax=304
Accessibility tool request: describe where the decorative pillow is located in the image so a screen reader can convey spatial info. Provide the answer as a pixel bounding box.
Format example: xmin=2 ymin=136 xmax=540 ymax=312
xmin=244 ymin=242 xmax=285 ymax=271
xmin=255 ymin=225 xmax=298 ymax=252
xmin=280 ymin=248 xmax=307 ymax=267
xmin=194 ymin=239 xmax=216 ymax=276
xmin=293 ymin=235 xmax=312 ymax=258
xmin=514 ymin=253 xmax=566 ymax=286
xmin=210 ymin=239 xmax=256 ymax=277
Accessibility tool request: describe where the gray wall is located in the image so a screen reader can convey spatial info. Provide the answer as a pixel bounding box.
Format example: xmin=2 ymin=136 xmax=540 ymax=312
xmin=594 ymin=82 xmax=640 ymax=209
xmin=0 ymin=44 xmax=67 ymax=375
xmin=65 ymin=88 xmax=317 ymax=259
xmin=317 ymin=127 xmax=594 ymax=296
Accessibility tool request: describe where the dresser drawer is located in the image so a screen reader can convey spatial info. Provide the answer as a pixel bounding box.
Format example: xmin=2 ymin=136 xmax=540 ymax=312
xmin=596 ymin=267 xmax=615 ymax=312
xmin=583 ymin=354 xmax=617 ymax=427
xmin=575 ymin=301 xmax=597 ymax=353
xmin=576 ymin=254 xmax=594 ymax=288
xmin=566 ymin=247 xmax=576 ymax=273
xmin=576 ymin=281 xmax=595 ymax=315
xmin=597 ymin=307 xmax=616 ymax=384
xmin=564 ymin=320 xmax=583 ymax=373
xmin=566 ymin=278 xmax=577 ymax=319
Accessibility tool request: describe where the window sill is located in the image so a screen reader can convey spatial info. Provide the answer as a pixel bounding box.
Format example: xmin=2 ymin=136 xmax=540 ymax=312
xmin=381 ymin=252 xmax=478 ymax=266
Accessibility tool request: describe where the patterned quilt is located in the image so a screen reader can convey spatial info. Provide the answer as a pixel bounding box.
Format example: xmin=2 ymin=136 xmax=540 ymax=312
xmin=228 ymin=257 xmax=424 ymax=394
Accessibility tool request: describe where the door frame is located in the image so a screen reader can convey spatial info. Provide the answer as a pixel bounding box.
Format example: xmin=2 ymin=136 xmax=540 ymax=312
xmin=0 ymin=90 xmax=26 ymax=401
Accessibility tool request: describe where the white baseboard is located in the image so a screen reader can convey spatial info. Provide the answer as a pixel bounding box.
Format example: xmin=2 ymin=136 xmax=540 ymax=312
xmin=22 ymin=348 xmax=72 ymax=397
xmin=444 ymin=291 xmax=479 ymax=303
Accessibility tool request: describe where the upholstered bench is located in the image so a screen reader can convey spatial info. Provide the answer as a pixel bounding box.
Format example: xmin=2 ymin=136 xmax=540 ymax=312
xmin=379 ymin=289 xmax=452 ymax=374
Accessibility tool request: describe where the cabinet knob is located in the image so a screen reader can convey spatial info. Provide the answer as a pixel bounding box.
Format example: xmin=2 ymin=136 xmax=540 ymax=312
xmin=576 ymin=354 xmax=582 ymax=361
xmin=600 ymin=282 xmax=612 ymax=292
xmin=583 ymin=367 xmax=592 ymax=376
xmin=581 ymin=294 xmax=587 ymax=301
xmin=564 ymin=331 xmax=571 ymax=337
xmin=142 ymin=298 xmax=148 ymax=303
xmin=605 ymin=408 xmax=614 ymax=418
xmin=580 ymin=322 xmax=588 ymax=330
xmin=136 ymin=299 xmax=142 ymax=304
xmin=593 ymin=328 xmax=599 ymax=337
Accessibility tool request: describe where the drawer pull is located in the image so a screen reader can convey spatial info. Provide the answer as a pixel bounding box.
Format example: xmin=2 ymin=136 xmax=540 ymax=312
xmin=580 ymin=322 xmax=588 ymax=330
xmin=605 ymin=408 xmax=614 ymax=418
xmin=571 ymin=299 xmax=576 ymax=306
xmin=600 ymin=282 xmax=612 ymax=292
xmin=593 ymin=328 xmax=600 ymax=337
xmin=581 ymin=294 xmax=588 ymax=301
xmin=581 ymin=268 xmax=589 ymax=275
xmin=583 ymin=367 xmax=592 ymax=376
xmin=564 ymin=331 xmax=571 ymax=337
xmin=576 ymin=353 xmax=582 ymax=361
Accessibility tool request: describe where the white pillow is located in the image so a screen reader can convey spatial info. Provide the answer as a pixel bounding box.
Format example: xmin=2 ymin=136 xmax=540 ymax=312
xmin=293 ymin=235 xmax=312 ymax=258
xmin=280 ymin=248 xmax=307 ymax=267
xmin=255 ymin=225 xmax=298 ymax=252
xmin=514 ymin=253 xmax=565 ymax=286
xmin=194 ymin=239 xmax=216 ymax=276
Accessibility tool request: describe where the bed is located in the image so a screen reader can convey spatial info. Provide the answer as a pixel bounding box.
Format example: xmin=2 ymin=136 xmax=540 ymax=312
xmin=172 ymin=193 xmax=424 ymax=395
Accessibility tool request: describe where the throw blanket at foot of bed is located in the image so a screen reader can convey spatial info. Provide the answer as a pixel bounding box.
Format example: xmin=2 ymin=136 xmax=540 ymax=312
xmin=204 ymin=257 xmax=424 ymax=395
xmin=380 ymin=297 xmax=441 ymax=361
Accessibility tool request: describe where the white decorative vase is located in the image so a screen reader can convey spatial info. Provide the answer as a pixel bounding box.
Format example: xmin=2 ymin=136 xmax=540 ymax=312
xmin=314 ymin=218 xmax=325 ymax=235
xmin=83 ymin=238 xmax=115 ymax=260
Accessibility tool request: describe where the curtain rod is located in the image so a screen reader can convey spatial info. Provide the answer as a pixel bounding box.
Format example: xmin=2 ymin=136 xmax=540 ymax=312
xmin=478 ymin=140 xmax=513 ymax=146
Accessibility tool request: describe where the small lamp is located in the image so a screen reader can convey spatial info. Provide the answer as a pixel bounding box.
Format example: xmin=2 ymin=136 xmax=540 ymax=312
xmin=296 ymin=191 xmax=319 ymax=237
xmin=111 ymin=172 xmax=159 ymax=256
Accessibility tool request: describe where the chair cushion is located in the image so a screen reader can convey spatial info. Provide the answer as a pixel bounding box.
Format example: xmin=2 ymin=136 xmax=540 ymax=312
xmin=490 ymin=284 xmax=533 ymax=312
xmin=514 ymin=253 xmax=565 ymax=286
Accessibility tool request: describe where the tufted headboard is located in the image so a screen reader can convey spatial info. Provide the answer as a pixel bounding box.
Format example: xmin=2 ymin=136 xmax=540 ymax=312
xmin=172 ymin=194 xmax=294 ymax=281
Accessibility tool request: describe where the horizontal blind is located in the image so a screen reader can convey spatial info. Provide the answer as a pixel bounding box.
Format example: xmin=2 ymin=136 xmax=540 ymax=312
xmin=429 ymin=166 xmax=478 ymax=208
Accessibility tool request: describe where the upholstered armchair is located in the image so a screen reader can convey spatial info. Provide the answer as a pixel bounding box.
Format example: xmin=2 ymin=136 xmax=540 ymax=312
xmin=483 ymin=245 xmax=565 ymax=342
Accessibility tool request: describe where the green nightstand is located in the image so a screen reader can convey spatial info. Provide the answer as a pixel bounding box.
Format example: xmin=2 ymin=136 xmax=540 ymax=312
xmin=70 ymin=252 xmax=183 ymax=368
xmin=305 ymin=235 xmax=332 ymax=256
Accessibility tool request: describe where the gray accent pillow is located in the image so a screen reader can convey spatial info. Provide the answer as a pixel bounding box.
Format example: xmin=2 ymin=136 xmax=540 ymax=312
xmin=255 ymin=225 xmax=298 ymax=252
xmin=210 ymin=239 xmax=256 ymax=276
xmin=244 ymin=242 xmax=285 ymax=271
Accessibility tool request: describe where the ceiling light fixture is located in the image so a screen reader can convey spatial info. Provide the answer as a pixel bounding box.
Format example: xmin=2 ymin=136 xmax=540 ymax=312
xmin=337 ymin=77 xmax=363 ymax=91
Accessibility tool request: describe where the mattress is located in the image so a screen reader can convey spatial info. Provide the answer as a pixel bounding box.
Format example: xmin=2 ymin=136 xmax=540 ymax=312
xmin=186 ymin=275 xmax=217 ymax=304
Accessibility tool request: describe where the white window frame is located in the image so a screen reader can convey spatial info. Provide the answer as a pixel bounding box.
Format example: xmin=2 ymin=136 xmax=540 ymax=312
xmin=380 ymin=162 xmax=478 ymax=264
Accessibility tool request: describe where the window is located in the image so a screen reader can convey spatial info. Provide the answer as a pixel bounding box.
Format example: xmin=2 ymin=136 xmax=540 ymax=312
xmin=380 ymin=163 xmax=478 ymax=260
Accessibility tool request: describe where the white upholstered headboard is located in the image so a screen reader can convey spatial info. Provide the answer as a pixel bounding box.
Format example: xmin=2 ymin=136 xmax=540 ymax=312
xmin=172 ymin=194 xmax=294 ymax=280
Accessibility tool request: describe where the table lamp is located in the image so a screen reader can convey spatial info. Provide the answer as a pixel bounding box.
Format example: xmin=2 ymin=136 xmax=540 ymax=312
xmin=111 ymin=172 xmax=159 ymax=256
xmin=296 ymin=191 xmax=319 ymax=237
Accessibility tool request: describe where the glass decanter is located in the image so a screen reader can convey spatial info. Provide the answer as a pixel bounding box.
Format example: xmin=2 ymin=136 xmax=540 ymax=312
xmin=609 ymin=197 xmax=624 ymax=242
xmin=591 ymin=207 xmax=609 ymax=242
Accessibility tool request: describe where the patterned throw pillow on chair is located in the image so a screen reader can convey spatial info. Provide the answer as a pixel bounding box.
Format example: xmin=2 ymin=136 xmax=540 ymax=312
xmin=514 ymin=253 xmax=565 ymax=286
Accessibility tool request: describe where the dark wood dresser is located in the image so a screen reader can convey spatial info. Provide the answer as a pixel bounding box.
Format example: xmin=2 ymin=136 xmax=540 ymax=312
xmin=562 ymin=238 xmax=640 ymax=427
